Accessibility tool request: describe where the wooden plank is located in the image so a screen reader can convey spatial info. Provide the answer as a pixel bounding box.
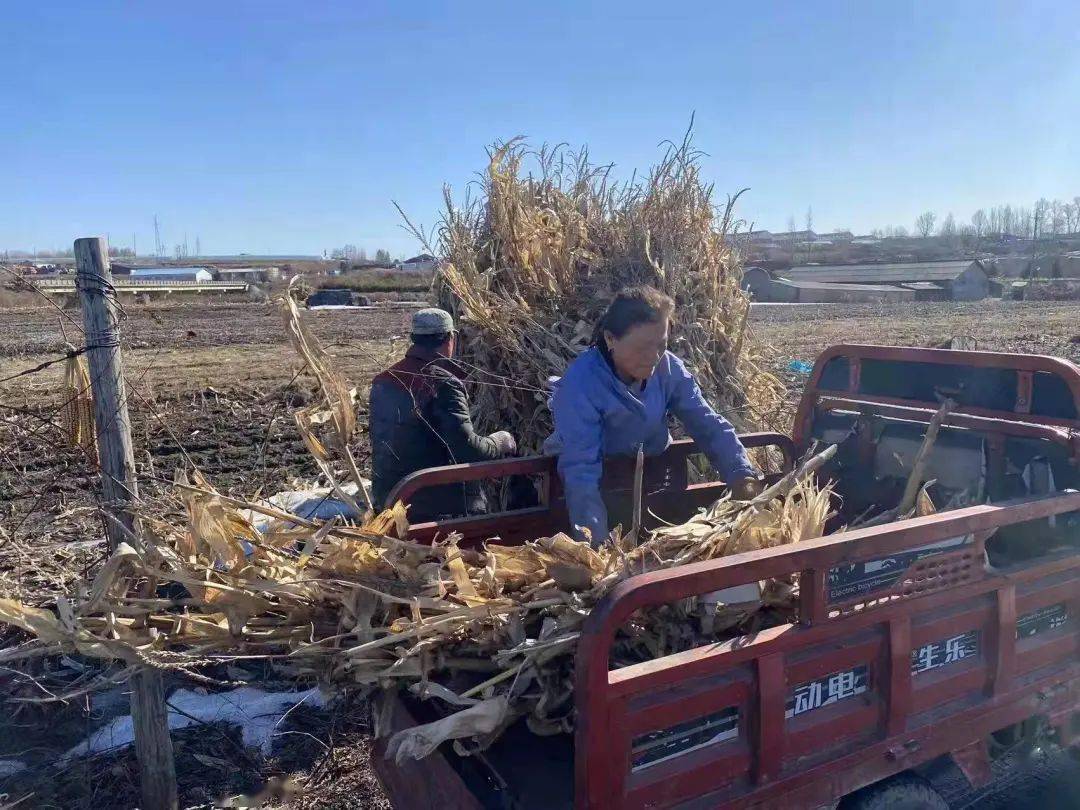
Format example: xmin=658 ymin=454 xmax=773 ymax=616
xmin=76 ymin=237 xmax=178 ymax=810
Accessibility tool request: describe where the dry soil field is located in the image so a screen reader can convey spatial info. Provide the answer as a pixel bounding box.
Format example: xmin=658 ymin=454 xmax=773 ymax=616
xmin=1 ymin=297 xmax=1079 ymax=808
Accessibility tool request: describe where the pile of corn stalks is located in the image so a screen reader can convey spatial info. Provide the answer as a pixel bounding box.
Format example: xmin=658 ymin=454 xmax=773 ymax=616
xmin=424 ymin=128 xmax=786 ymax=449
xmin=0 ymin=447 xmax=834 ymax=762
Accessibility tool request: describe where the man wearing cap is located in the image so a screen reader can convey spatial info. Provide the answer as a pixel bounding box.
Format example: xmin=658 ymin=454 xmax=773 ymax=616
xmin=369 ymin=308 xmax=517 ymax=521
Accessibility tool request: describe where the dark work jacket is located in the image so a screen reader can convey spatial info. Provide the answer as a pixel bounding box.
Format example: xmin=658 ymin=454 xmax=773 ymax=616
xmin=369 ymin=345 xmax=501 ymax=521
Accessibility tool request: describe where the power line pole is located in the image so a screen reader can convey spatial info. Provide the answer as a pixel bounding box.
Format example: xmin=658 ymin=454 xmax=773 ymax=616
xmin=74 ymin=236 xmax=178 ymax=810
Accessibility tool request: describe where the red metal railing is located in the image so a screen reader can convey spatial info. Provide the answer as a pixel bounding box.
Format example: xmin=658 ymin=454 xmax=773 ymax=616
xmin=794 ymin=344 xmax=1080 ymax=448
xmin=574 ymin=490 xmax=1080 ymax=809
xmin=386 ymin=432 xmax=797 ymax=546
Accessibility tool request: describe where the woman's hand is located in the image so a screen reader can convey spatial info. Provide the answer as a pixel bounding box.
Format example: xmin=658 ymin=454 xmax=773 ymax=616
xmin=730 ymin=476 xmax=764 ymax=501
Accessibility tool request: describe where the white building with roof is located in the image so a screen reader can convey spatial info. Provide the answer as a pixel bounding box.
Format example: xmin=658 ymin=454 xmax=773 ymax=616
xmin=129 ymin=266 xmax=213 ymax=282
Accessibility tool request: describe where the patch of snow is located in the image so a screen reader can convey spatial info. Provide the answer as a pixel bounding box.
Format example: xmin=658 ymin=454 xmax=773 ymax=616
xmin=62 ymin=686 xmax=327 ymax=762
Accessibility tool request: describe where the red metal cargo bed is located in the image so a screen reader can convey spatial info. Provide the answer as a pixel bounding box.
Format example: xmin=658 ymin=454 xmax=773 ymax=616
xmin=374 ymin=345 xmax=1080 ymax=809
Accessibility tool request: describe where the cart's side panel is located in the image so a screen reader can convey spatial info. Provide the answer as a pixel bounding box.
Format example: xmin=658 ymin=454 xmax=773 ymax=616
xmin=793 ymin=345 xmax=1080 ymax=448
xmin=387 ymin=433 xmax=796 ymax=547
xmin=574 ymin=492 xmax=1080 ymax=810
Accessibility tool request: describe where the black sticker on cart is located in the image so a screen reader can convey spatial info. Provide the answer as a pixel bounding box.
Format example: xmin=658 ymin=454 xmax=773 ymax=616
xmin=911 ymin=630 xmax=979 ymax=675
xmin=631 ymin=707 xmax=739 ymax=772
xmin=785 ymin=665 xmax=869 ymax=719
xmin=827 ymin=535 xmax=970 ymax=602
xmin=1016 ymin=603 xmax=1068 ymax=639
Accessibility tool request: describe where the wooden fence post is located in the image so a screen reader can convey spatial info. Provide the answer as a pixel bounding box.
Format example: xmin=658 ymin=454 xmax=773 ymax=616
xmin=75 ymin=237 xmax=178 ymax=810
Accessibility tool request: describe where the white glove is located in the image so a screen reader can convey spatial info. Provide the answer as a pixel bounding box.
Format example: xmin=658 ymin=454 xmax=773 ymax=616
xmin=489 ymin=430 xmax=517 ymax=456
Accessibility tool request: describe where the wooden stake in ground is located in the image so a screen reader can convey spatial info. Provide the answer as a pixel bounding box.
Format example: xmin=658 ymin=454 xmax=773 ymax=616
xmin=75 ymin=237 xmax=178 ymax=810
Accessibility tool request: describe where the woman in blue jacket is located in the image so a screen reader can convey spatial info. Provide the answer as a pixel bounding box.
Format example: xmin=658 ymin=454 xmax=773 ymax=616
xmin=544 ymin=286 xmax=762 ymax=544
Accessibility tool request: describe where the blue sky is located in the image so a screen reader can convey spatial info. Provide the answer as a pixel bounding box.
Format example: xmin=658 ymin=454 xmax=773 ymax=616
xmin=3 ymin=1 xmax=1078 ymax=257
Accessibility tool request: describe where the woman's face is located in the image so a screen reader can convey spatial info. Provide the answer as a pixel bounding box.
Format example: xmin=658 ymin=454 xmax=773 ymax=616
xmin=605 ymin=319 xmax=669 ymax=383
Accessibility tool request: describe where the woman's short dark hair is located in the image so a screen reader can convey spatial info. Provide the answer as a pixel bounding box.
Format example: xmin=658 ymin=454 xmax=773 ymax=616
xmin=595 ymin=286 xmax=675 ymax=342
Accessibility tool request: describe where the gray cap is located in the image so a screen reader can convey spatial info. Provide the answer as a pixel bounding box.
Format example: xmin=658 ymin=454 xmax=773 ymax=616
xmin=411 ymin=307 xmax=455 ymax=335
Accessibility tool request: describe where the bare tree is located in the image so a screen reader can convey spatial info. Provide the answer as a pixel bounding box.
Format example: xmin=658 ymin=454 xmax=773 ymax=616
xmin=1001 ymin=205 xmax=1016 ymax=236
xmin=1017 ymin=207 xmax=1033 ymax=240
xmin=1050 ymin=199 xmax=1066 ymax=235
xmin=1066 ymin=201 xmax=1080 ymax=235
xmin=805 ymin=206 xmax=814 ymax=235
xmin=938 ymin=212 xmax=957 ymax=242
xmin=1033 ymin=199 xmax=1051 ymax=238
xmin=971 ymin=209 xmax=988 ymax=238
xmin=915 ymin=211 xmax=937 ymax=238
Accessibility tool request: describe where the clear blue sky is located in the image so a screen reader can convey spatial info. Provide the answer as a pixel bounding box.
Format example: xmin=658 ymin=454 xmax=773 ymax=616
xmin=3 ymin=1 xmax=1078 ymax=257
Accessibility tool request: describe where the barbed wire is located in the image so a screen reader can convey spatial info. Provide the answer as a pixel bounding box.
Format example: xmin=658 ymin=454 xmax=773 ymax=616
xmin=0 ymin=344 xmax=112 ymax=385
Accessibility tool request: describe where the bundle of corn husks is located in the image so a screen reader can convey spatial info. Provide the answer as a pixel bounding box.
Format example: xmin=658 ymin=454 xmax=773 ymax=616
xmin=430 ymin=131 xmax=786 ymax=449
xmin=0 ymin=445 xmax=834 ymax=762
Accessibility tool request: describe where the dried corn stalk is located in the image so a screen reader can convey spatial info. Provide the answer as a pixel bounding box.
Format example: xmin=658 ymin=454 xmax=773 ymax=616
xmin=1 ymin=444 xmax=836 ymax=759
xmin=426 ymin=130 xmax=785 ymax=451
xmin=281 ymin=282 xmax=372 ymax=512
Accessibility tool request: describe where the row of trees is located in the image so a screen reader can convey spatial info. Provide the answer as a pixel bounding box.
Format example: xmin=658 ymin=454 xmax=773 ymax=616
xmin=2 ymin=246 xmax=137 ymax=260
xmin=330 ymin=245 xmax=393 ymax=263
xmin=902 ymin=197 xmax=1080 ymax=241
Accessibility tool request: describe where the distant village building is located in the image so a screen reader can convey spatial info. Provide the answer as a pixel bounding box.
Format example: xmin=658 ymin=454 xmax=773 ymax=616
xmin=772 ymin=230 xmax=816 ymax=244
xmin=213 ymin=266 xmax=281 ymax=283
xmin=742 ymin=260 xmax=989 ymax=303
xmin=741 ymin=266 xmax=779 ymax=299
xmin=990 ymin=252 xmax=1080 ymax=279
xmin=1061 ymin=252 xmax=1080 ymax=278
xmin=741 ymin=267 xmax=915 ymax=304
xmin=784 ymin=260 xmax=989 ymax=301
xmin=9 ymin=261 xmax=64 ymax=275
xmin=399 ymin=254 xmax=438 ymax=273
xmin=817 ymin=230 xmax=854 ymax=242
xmin=129 ymin=266 xmax=213 ymax=282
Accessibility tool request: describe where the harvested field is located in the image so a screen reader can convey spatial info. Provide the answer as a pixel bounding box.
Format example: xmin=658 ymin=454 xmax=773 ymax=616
xmin=750 ymin=298 xmax=1080 ymax=410
xmin=1 ymin=296 xmax=1079 ymax=808
xmin=0 ymin=302 xmax=410 ymax=604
